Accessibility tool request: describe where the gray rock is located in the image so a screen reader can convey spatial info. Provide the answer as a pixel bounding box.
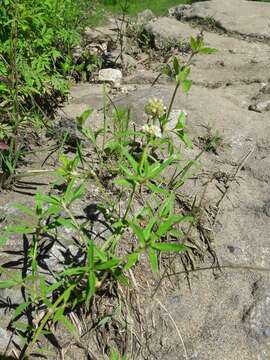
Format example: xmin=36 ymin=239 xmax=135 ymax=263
xmin=137 ymin=9 xmax=156 ymax=24
xmin=0 ymin=327 xmax=19 ymax=352
xmin=261 ymin=83 xmax=270 ymax=95
xmin=123 ymin=69 xmax=171 ymax=85
xmin=83 ymin=26 xmax=116 ymax=44
xmin=262 ymin=201 xmax=270 ymax=217
xmin=168 ymin=4 xmax=191 ymax=19
xmin=169 ymin=0 xmax=270 ymax=42
xmin=99 ymin=68 xmax=122 ymax=87
xmin=144 ymin=17 xmax=195 ymax=50
xmin=72 ymin=45 xmax=84 ymax=60
xmin=54 ymin=101 xmax=103 ymax=145
xmin=249 ymin=100 xmax=270 ymax=113
xmin=243 ymin=279 xmax=270 ymax=343
xmin=0 ymin=204 xmax=21 ymax=218
xmin=107 ymin=50 xmax=137 ymax=68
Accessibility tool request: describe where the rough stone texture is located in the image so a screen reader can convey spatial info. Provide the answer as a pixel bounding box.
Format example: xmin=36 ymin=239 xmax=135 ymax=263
xmin=249 ymin=100 xmax=270 ymax=113
xmin=145 ymin=17 xmax=270 ymax=87
xmin=243 ymin=278 xmax=270 ymax=343
xmin=105 ymin=50 xmax=137 ymax=68
xmin=170 ymin=0 xmax=270 ymax=42
xmin=98 ymin=68 xmax=123 ymax=87
xmin=123 ymin=69 xmax=172 ymax=85
xmin=137 ymin=9 xmax=156 ymax=24
xmin=83 ymin=25 xmax=116 ymax=45
xmin=145 ymin=16 xmax=197 ymax=49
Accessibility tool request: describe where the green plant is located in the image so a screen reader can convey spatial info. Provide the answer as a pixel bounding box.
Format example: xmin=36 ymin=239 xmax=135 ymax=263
xmin=197 ymin=124 xmax=224 ymax=154
xmin=0 ymin=35 xmax=216 ymax=358
xmin=110 ymin=348 xmax=127 ymax=360
xmin=0 ymin=0 xmax=101 ymax=189
xmin=0 ymin=139 xmax=22 ymax=188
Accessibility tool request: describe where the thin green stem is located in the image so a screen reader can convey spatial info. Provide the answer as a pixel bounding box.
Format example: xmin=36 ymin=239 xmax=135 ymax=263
xmin=166 ymin=82 xmax=180 ymax=122
xmin=122 ymin=184 xmax=136 ymax=221
xmin=102 ymin=84 xmax=108 ymax=153
xmin=24 ymin=284 xmax=76 ymax=357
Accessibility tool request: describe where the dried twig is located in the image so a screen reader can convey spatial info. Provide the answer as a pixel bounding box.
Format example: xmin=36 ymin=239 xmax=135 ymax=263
xmin=156 ymin=299 xmax=189 ymax=360
xmin=212 ymin=146 xmax=255 ymax=224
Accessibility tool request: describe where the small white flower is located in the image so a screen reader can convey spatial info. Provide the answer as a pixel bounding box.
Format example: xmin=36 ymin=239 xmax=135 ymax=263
xmin=145 ymin=98 xmax=166 ymax=119
xmin=141 ymin=124 xmax=162 ymax=138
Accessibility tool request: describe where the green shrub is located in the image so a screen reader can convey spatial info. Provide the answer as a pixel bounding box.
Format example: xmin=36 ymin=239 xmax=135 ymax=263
xmin=0 ymin=0 xmax=94 ymax=127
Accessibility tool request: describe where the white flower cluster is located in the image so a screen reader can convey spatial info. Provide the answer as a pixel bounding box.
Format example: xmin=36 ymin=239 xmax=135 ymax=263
xmin=144 ymin=98 xmax=166 ymax=119
xmin=141 ymin=124 xmax=162 ymax=138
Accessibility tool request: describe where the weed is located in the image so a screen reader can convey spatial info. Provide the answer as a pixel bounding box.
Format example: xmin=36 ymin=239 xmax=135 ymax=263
xmin=0 ymin=35 xmax=216 ymax=357
xmin=0 ymin=0 xmax=103 ymax=189
xmin=197 ymin=124 xmax=225 ymax=154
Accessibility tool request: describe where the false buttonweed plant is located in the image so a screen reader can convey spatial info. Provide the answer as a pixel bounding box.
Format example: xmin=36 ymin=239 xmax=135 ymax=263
xmin=0 ymin=35 xmax=216 ymax=358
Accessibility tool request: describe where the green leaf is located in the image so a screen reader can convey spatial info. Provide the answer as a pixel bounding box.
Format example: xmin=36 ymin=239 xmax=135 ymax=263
xmin=86 ymin=271 xmax=96 ymax=308
xmin=144 ymin=217 xmax=157 ymax=241
xmin=60 ymin=316 xmax=79 ymax=339
xmin=148 ymin=248 xmax=158 ymax=273
xmin=0 ymin=235 xmax=8 ymax=247
xmin=159 ymin=194 xmax=174 ymax=217
xmin=13 ymin=204 xmax=36 ymax=218
xmin=35 ymin=194 xmax=60 ymax=206
xmin=46 ymin=281 xmax=63 ymax=295
xmin=179 ymin=66 xmax=191 ymax=82
xmin=56 ymin=217 xmax=77 ymax=229
xmin=6 ymin=225 xmax=34 ymax=234
xmin=190 ymin=36 xmax=198 ymax=51
xmin=77 ymin=108 xmax=92 ymax=127
xmin=199 ymin=47 xmax=217 ymax=54
xmin=119 ymin=163 xmax=133 ymax=177
xmin=53 ymin=307 xmax=64 ymax=323
xmin=87 ymin=241 xmax=94 ymax=269
xmin=146 ymin=183 xmax=169 ymax=195
xmin=163 ymin=64 xmax=173 ymax=78
xmin=97 ymin=315 xmax=111 ymax=328
xmin=181 ymin=79 xmax=192 ymax=93
xmin=114 ymin=178 xmax=133 ymax=187
xmin=156 ymin=215 xmax=193 ymax=238
xmin=64 ymin=177 xmax=76 ymax=203
xmin=124 ymin=252 xmax=139 ymax=271
xmin=11 ymin=302 xmax=29 ymax=321
xmin=61 ymin=267 xmax=86 ymax=276
xmin=105 ymin=140 xmax=120 ymax=151
xmin=175 ymin=111 xmax=186 ymax=130
xmin=110 ymin=349 xmax=120 ymax=360
xmin=0 ymin=279 xmax=18 ymax=288
xmin=169 ymin=228 xmax=184 ymax=238
xmin=72 ymin=183 xmax=85 ymax=203
xmin=131 ymin=223 xmax=145 ymax=246
xmin=39 ymin=278 xmax=47 ymax=299
xmin=152 ymin=242 xmax=188 ymax=252
xmin=95 ymin=258 xmax=121 ymax=270
xmin=12 ymin=320 xmax=29 ymax=332
xmin=178 ymin=131 xmax=193 ymax=149
xmin=41 ymin=205 xmax=62 ymax=218
xmin=149 ymin=156 xmax=176 ymax=179
xmin=120 ymin=147 xmax=138 ymax=173
xmin=173 ymin=56 xmax=180 ymax=75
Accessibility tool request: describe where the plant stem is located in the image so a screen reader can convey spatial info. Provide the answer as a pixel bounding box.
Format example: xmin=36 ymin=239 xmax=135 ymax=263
xmin=102 ymin=84 xmax=108 ymax=153
xmin=122 ymin=184 xmax=136 ymax=221
xmin=166 ymin=82 xmax=179 ymax=122
xmin=24 ymin=285 xmax=76 ymax=357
